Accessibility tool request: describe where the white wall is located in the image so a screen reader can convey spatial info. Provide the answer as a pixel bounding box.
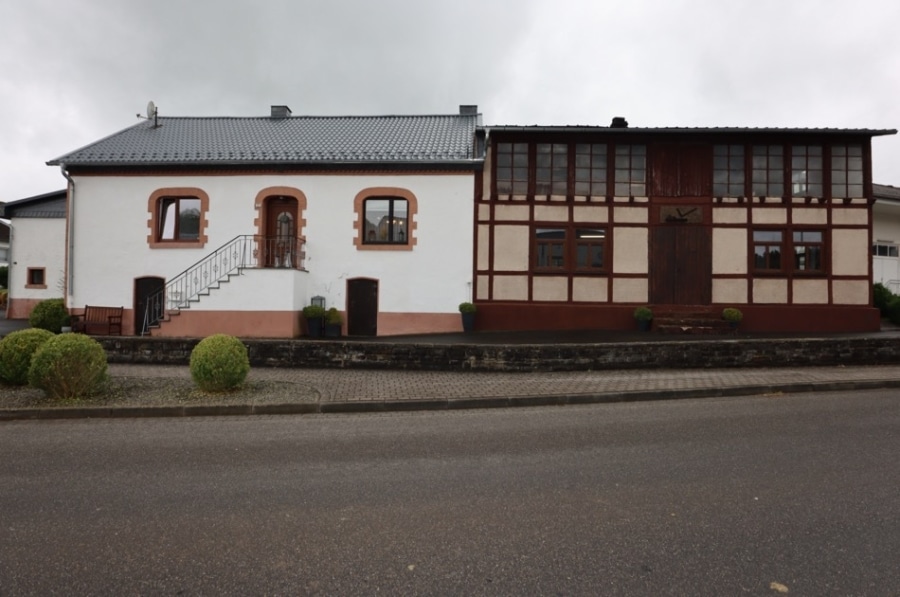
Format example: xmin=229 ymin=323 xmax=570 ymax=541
xmin=873 ymin=201 xmax=900 ymax=292
xmin=8 ymin=218 xmax=67 ymax=301
xmin=69 ymin=173 xmax=474 ymax=315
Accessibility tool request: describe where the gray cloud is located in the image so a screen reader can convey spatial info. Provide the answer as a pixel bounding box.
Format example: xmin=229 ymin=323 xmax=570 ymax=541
xmin=2 ymin=0 xmax=899 ymax=200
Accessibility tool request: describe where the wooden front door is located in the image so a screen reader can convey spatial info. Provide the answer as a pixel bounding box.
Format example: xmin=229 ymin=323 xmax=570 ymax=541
xmin=347 ymin=278 xmax=378 ymax=336
xmin=650 ymin=225 xmax=712 ymax=305
xmin=264 ymin=197 xmax=298 ymax=268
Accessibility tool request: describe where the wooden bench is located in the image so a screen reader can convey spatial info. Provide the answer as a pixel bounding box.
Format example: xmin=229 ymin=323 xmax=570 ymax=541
xmin=73 ymin=305 xmax=124 ymax=336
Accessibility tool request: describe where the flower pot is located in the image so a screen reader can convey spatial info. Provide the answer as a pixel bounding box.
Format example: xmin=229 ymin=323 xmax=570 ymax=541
xmin=461 ymin=312 xmax=475 ymax=332
xmin=637 ymin=319 xmax=652 ymax=332
xmin=324 ymin=323 xmax=341 ymax=338
xmin=306 ymin=317 xmax=324 ymax=338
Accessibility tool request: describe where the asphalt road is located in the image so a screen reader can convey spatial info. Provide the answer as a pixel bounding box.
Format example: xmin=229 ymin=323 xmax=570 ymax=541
xmin=1 ymin=390 xmax=898 ymax=596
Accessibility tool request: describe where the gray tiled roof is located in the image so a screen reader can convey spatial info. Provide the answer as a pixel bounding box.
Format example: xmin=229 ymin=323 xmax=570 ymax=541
xmin=486 ymin=124 xmax=898 ymax=136
xmin=874 ymin=183 xmax=900 ymax=202
xmin=49 ymin=114 xmax=482 ymax=167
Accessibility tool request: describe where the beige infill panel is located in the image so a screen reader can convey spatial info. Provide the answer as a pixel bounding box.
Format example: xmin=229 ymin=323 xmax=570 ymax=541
xmin=493 ymin=275 xmax=529 ymax=300
xmin=612 ymin=278 xmax=649 ymax=303
xmin=477 ymin=225 xmax=491 ymax=270
xmin=792 ymin=208 xmax=828 ymax=225
xmin=532 ymin=276 xmax=568 ymax=301
xmin=712 ymin=279 xmax=748 ymax=304
xmin=477 ymin=204 xmax=491 ymax=222
xmin=493 ymin=225 xmax=529 ymax=271
xmin=831 ymin=229 xmax=869 ymax=276
xmin=572 ymin=277 xmax=608 ymax=302
xmin=476 ymin=275 xmax=490 ymax=300
xmin=613 ymin=206 xmax=648 ymax=223
xmin=613 ymin=228 xmax=649 ymax=274
xmin=712 ymin=228 xmax=748 ymax=274
xmin=752 ymin=208 xmax=787 ymax=225
xmin=712 ymin=207 xmax=748 ymax=224
xmin=832 ymin=208 xmax=869 ymax=226
xmin=792 ymin=279 xmax=828 ymax=304
xmin=494 ymin=204 xmax=530 ymax=221
xmin=573 ymin=205 xmax=609 ymax=223
xmin=832 ymin=280 xmax=869 ymax=304
xmin=534 ymin=205 xmax=569 ymax=222
xmin=753 ymin=278 xmax=788 ymax=304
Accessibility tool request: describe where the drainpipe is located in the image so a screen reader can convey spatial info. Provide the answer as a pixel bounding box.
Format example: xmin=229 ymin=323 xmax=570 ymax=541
xmin=60 ymin=165 xmax=75 ymax=302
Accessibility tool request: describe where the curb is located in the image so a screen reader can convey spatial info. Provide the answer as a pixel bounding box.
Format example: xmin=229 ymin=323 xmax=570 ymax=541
xmin=2 ymin=379 xmax=899 ymax=422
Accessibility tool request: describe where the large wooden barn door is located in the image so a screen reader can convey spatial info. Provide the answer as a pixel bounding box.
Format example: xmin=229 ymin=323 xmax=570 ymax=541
xmin=650 ymin=226 xmax=712 ymax=305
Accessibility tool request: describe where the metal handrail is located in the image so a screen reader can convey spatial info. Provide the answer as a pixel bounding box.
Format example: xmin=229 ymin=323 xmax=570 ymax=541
xmin=142 ymin=235 xmax=306 ymax=334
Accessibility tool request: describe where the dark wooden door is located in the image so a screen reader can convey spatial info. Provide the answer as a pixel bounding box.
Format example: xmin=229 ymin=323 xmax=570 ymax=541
xmin=650 ymin=226 xmax=712 ymax=305
xmin=134 ymin=276 xmax=165 ymax=335
xmin=347 ymin=278 xmax=378 ymax=336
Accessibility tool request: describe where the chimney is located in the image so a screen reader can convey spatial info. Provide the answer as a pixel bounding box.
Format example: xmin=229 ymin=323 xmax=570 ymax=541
xmin=610 ymin=116 xmax=628 ymax=128
xmin=459 ymin=105 xmax=478 ymax=115
xmin=271 ymin=105 xmax=292 ymax=119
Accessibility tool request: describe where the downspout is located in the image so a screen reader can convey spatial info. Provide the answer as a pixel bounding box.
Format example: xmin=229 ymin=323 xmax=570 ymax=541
xmin=60 ymin=165 xmax=75 ymax=302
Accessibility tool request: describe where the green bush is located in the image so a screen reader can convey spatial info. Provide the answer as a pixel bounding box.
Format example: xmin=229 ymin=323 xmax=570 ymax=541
xmin=28 ymin=298 xmax=69 ymax=334
xmin=873 ymin=283 xmax=894 ymax=316
xmin=722 ymin=307 xmax=743 ymax=323
xmin=0 ymin=328 xmax=55 ymax=385
xmin=189 ymin=334 xmax=250 ymax=392
xmin=0 ymin=265 xmax=8 ymax=288
xmin=458 ymin=302 xmax=476 ymax=314
xmin=28 ymin=334 xmax=108 ymax=400
xmin=887 ymin=296 xmax=900 ymax=326
xmin=302 ymin=304 xmax=326 ymax=319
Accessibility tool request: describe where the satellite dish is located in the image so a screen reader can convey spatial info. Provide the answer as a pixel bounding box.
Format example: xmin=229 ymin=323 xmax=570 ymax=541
xmin=147 ymin=101 xmax=156 ymax=118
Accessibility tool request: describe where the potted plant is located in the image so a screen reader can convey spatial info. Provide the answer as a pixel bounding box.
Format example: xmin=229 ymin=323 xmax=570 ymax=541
xmin=722 ymin=307 xmax=743 ymax=330
xmin=459 ymin=302 xmax=476 ymax=332
xmin=60 ymin=314 xmax=73 ymax=333
xmin=633 ymin=306 xmax=653 ymax=332
xmin=324 ymin=308 xmax=343 ymax=338
xmin=302 ymin=304 xmax=326 ymax=338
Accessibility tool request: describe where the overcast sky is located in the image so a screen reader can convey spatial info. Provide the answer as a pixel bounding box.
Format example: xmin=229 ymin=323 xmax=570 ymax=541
xmin=3 ymin=0 xmax=899 ymax=201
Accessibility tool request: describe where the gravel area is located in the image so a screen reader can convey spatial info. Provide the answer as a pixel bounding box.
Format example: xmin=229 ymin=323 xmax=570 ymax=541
xmin=0 ymin=369 xmax=320 ymax=410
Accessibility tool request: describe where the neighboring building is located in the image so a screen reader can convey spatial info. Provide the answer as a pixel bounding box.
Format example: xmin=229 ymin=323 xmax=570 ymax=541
xmin=47 ymin=105 xmax=484 ymax=337
xmin=473 ymin=120 xmax=896 ymax=333
xmin=873 ymin=183 xmax=900 ymax=293
xmin=0 ymin=190 xmax=68 ymax=319
xmin=0 ymin=217 xmax=9 ymax=268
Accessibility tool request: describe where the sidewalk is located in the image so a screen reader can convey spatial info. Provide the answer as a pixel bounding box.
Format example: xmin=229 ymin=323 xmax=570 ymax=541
xmin=4 ymin=362 xmax=900 ymax=420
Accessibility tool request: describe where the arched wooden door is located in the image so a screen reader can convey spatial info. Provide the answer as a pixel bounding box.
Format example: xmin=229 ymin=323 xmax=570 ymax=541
xmin=347 ymin=278 xmax=378 ymax=336
xmin=264 ymin=196 xmax=298 ymax=268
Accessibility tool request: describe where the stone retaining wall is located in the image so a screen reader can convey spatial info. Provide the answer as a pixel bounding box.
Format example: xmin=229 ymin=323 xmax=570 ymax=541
xmin=96 ymin=336 xmax=900 ymax=372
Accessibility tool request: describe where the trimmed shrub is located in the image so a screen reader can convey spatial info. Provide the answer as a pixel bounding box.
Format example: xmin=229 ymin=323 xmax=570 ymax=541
xmin=873 ymin=283 xmax=894 ymax=317
xmin=0 ymin=328 xmax=55 ymax=385
xmin=189 ymin=334 xmax=250 ymax=392
xmin=28 ymin=333 xmax=108 ymax=400
xmin=28 ymin=298 xmax=69 ymax=334
xmin=887 ymin=296 xmax=900 ymax=327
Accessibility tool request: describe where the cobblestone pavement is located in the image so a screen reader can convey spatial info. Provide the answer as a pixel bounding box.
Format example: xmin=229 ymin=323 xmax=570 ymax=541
xmin=108 ymin=363 xmax=900 ymax=405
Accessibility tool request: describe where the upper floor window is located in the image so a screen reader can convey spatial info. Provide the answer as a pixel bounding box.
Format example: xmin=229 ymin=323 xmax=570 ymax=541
xmin=363 ymin=198 xmax=408 ymax=244
xmin=614 ymin=144 xmax=646 ymax=197
xmin=535 ymin=143 xmax=568 ymax=196
xmin=496 ymin=142 xmax=529 ymax=195
xmin=791 ymin=145 xmax=823 ymax=197
xmin=874 ymin=243 xmax=899 ymax=257
xmin=752 ymin=145 xmax=784 ymax=197
xmin=713 ymin=145 xmax=745 ymax=197
xmin=831 ymin=144 xmax=864 ymax=198
xmin=148 ymin=188 xmax=209 ymax=249
xmin=574 ymin=144 xmax=608 ymax=197
xmin=753 ymin=230 xmax=783 ymax=271
xmin=158 ymin=197 xmax=201 ymax=241
xmin=534 ymin=227 xmax=606 ymax=272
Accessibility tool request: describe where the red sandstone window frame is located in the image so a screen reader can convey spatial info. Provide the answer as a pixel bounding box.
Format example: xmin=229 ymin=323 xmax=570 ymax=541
xmin=147 ymin=188 xmax=210 ymax=249
xmin=25 ymin=267 xmax=46 ymax=289
xmin=353 ymin=187 xmax=418 ymax=252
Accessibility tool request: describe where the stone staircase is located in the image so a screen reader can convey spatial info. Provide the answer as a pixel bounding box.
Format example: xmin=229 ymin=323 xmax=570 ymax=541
xmin=652 ymin=307 xmax=736 ymax=335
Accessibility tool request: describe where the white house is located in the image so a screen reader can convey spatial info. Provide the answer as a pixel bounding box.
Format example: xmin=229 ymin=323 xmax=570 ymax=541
xmin=47 ymin=105 xmax=484 ymax=337
xmin=0 ymin=190 xmax=67 ymax=319
xmin=873 ymin=183 xmax=900 ymax=293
